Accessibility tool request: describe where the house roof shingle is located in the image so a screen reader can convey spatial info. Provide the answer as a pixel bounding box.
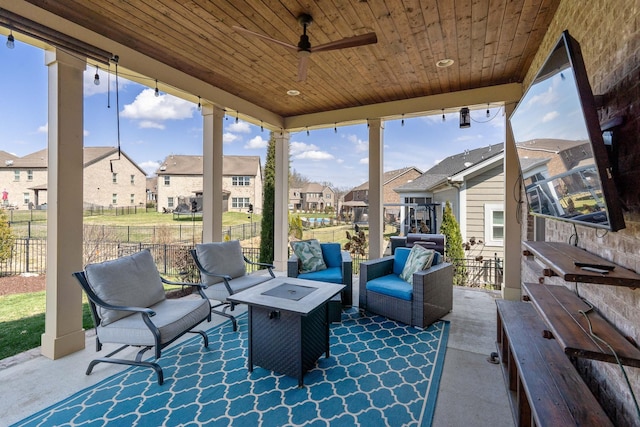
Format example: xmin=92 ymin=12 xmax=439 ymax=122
xmin=395 ymin=143 xmax=504 ymax=192
xmin=351 ymin=166 xmax=423 ymax=191
xmin=0 ymin=147 xmax=146 ymax=175
xmin=157 ymin=155 xmax=261 ymax=176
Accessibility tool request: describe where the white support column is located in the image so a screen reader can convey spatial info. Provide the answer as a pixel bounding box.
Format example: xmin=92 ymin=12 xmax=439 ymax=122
xmin=41 ymin=49 xmax=86 ymax=359
xmin=202 ymin=104 xmax=224 ymax=243
xmin=503 ymin=103 xmax=522 ymax=301
xmin=368 ymin=119 xmax=384 ymax=259
xmin=274 ymin=131 xmax=290 ymax=271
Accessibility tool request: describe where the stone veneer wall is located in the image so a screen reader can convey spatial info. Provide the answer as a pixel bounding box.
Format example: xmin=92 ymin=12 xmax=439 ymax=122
xmin=520 ymin=1 xmax=640 ymax=425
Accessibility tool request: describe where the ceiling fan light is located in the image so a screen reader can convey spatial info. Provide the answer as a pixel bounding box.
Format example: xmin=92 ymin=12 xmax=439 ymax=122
xmin=436 ymin=58 xmax=454 ymax=68
xmin=287 ymin=89 xmax=300 ymax=96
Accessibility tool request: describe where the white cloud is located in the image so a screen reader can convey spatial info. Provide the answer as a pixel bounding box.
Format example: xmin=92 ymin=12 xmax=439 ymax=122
xmin=290 ymin=141 xmax=319 ymax=155
xmin=346 ymin=134 xmax=368 ymax=152
xmin=223 ymin=132 xmax=240 ymax=144
xmin=139 ymin=120 xmax=166 ymax=129
xmin=122 ymin=89 xmax=194 ymax=128
xmin=336 ymin=158 xmax=344 ymax=164
xmin=542 ymin=111 xmax=559 ymax=123
xmin=359 ymin=157 xmax=369 ymax=165
xmin=84 ymin=130 xmax=90 ymax=137
xmin=295 ymin=150 xmax=334 ymax=160
xmin=228 ymin=121 xmax=251 ymax=133
xmin=245 ymin=135 xmax=267 ymax=149
xmin=139 ymin=160 xmax=160 ymax=176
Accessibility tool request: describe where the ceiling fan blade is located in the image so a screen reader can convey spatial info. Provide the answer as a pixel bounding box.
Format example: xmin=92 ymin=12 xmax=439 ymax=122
xmin=231 ymin=26 xmax=298 ymax=51
xmin=297 ymin=51 xmax=310 ymax=82
xmin=311 ymin=32 xmax=378 ymax=53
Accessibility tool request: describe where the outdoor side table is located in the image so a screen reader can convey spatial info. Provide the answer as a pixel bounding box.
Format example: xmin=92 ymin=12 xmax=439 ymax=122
xmin=228 ymin=277 xmax=344 ymax=387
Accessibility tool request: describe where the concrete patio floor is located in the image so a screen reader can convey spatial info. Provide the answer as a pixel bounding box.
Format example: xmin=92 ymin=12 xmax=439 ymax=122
xmin=0 ymin=285 xmax=514 ymax=427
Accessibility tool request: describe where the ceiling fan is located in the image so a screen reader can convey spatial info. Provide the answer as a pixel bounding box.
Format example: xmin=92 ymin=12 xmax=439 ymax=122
xmin=232 ymin=13 xmax=377 ymax=82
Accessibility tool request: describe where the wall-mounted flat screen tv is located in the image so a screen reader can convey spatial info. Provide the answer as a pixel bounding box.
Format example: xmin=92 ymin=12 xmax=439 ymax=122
xmin=509 ymin=30 xmax=625 ymax=231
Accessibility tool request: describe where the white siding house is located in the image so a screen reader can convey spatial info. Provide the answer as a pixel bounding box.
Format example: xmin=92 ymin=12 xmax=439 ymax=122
xmin=395 ymin=143 xmax=505 ymax=261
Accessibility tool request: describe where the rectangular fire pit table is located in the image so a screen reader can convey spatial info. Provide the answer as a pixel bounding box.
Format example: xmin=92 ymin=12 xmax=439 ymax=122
xmin=228 ymin=277 xmax=344 ymax=386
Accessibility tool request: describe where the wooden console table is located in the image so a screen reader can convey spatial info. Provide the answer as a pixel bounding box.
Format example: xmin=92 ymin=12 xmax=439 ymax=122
xmin=522 ymin=282 xmax=640 ymax=368
xmin=522 ymin=241 xmax=640 ymax=288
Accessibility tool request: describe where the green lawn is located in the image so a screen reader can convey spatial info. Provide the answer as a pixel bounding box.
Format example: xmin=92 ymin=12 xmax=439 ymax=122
xmin=0 ymin=291 xmax=93 ymax=360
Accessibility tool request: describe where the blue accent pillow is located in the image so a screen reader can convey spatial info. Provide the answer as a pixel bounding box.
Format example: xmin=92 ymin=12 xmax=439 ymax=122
xmin=393 ymin=247 xmax=411 ymax=276
xmin=321 ymin=243 xmax=342 ymax=268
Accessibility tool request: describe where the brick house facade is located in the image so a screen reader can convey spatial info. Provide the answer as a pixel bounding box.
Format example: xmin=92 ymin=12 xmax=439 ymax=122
xmin=155 ymin=154 xmax=263 ymax=214
xmin=0 ymin=147 xmax=146 ymax=209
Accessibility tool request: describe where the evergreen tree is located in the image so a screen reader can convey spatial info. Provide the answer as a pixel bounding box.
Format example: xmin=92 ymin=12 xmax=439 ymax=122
xmin=0 ymin=210 xmax=13 ymax=263
xmin=440 ymin=200 xmax=467 ymax=285
xmin=259 ymin=133 xmax=276 ymax=264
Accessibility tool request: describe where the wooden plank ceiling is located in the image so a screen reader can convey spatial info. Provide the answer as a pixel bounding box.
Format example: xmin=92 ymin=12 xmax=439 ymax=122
xmin=20 ymin=0 xmax=560 ymax=120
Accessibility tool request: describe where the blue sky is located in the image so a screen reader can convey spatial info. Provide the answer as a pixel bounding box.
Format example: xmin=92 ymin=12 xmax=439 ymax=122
xmin=0 ymin=39 xmax=506 ymax=189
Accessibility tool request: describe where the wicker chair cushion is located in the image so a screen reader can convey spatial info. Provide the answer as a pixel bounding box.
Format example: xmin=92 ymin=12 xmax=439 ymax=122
xmin=399 ymin=245 xmax=435 ymax=284
xmin=366 ymin=274 xmax=412 ymax=301
xmin=195 ymin=240 xmax=246 ymax=285
xmin=85 ymin=250 xmax=166 ymax=326
xmin=291 ymin=239 xmax=327 ymax=273
xmin=320 ymin=243 xmax=342 ymax=268
xmin=393 ymin=247 xmax=411 ymax=275
xmin=298 ymin=266 xmax=343 ymax=284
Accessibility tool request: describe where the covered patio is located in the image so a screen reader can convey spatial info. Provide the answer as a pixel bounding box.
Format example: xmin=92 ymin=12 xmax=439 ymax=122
xmin=1 ymin=1 xmax=639 ymax=425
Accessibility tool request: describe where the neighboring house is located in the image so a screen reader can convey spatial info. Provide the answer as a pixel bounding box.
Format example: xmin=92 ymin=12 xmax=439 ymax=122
xmin=0 ymin=147 xmax=147 ymax=209
xmin=146 ymin=176 xmax=158 ymax=204
xmin=300 ymin=183 xmax=335 ymax=212
xmin=155 ymin=155 xmax=263 ymax=214
xmin=341 ymin=166 xmax=423 ymax=223
xmin=394 ymin=143 xmax=505 ymax=260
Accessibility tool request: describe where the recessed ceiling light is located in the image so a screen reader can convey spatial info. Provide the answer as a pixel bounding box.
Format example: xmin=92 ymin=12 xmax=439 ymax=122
xmin=436 ymin=58 xmax=454 ymax=68
xmin=287 ymin=89 xmax=301 ymax=96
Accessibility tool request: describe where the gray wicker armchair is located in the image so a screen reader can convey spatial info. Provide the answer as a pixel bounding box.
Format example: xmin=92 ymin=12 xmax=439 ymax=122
xmin=359 ymin=234 xmax=453 ymax=328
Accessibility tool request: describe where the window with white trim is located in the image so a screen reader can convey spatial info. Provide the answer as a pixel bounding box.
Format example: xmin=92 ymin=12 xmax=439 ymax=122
xmin=14 ymin=171 xmax=20 ymax=181
xmin=112 ymin=193 xmax=118 ymax=205
xmin=27 ymin=170 xmax=33 ymax=181
xmin=168 ymin=197 xmax=174 ymax=208
xmin=112 ymin=173 xmax=118 ymax=183
xmin=130 ymin=194 xmax=135 ymax=204
xmin=232 ymin=197 xmax=251 ymax=208
xmin=484 ymin=204 xmax=504 ymax=246
xmin=163 ymin=176 xmax=170 ymax=186
xmin=232 ymin=176 xmax=251 ymax=186
xmin=23 ymin=192 xmax=29 ymax=204
xmin=130 ymin=174 xmax=135 ymax=184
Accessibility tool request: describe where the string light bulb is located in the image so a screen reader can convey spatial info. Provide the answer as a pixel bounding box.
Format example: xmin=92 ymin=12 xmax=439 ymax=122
xmin=197 ymin=96 xmax=201 ymax=111
xmin=260 ymin=121 xmax=263 ymax=132
xmin=6 ymin=31 xmax=14 ymax=49
xmin=401 ymin=114 xmax=405 ymax=127
xmin=486 ymin=103 xmax=490 ymax=118
xmin=93 ymin=66 xmax=100 ymax=86
xmin=442 ymin=109 xmax=446 ymax=122
xmin=334 ymin=123 xmax=337 ymax=133
xmin=235 ymin=112 xmax=239 ymax=124
xmin=306 ymin=127 xmax=310 ymax=136
xmin=154 ymin=79 xmax=159 ymax=97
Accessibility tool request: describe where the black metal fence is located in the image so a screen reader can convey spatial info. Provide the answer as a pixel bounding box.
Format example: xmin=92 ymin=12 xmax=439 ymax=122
xmin=8 ymin=222 xmax=261 ymax=243
xmin=0 ymin=238 xmax=264 ymax=278
xmin=0 ymin=236 xmax=503 ymax=290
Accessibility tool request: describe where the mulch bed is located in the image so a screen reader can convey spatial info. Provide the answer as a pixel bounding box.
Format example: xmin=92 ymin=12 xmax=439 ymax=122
xmin=0 ymin=275 xmax=46 ymax=296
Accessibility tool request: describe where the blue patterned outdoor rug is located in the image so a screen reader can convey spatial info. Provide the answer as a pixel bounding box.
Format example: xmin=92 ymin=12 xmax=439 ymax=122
xmin=13 ymin=309 xmax=449 ymax=427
